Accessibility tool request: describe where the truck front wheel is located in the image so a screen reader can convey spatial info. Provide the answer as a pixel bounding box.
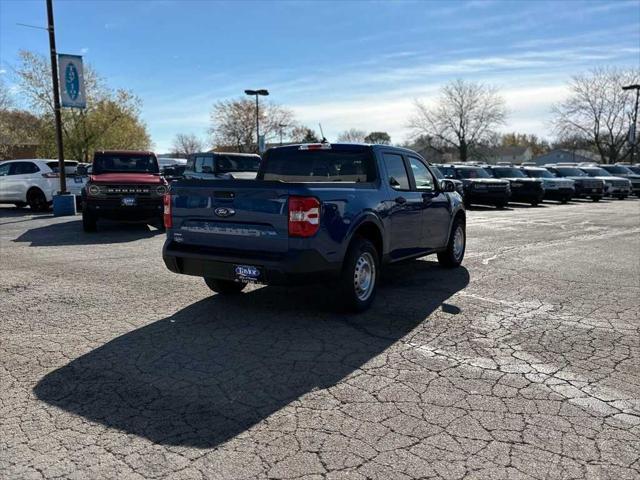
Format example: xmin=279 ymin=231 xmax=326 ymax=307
xmin=204 ymin=278 xmax=247 ymax=294
xmin=339 ymin=236 xmax=379 ymax=312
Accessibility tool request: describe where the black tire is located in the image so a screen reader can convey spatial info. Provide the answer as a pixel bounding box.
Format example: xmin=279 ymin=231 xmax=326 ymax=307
xmin=592 ymin=196 xmax=601 ymax=202
xmin=82 ymin=210 xmax=97 ymax=232
xmin=437 ymin=216 xmax=466 ymax=268
xmin=14 ymin=202 xmax=27 ymax=208
xmin=204 ymin=278 xmax=247 ymax=294
xmin=495 ymin=202 xmax=506 ymax=209
xmin=154 ymin=216 xmax=166 ymax=231
xmin=27 ymin=188 xmax=48 ymax=212
xmin=530 ymin=200 xmax=539 ymax=207
xmin=338 ymin=236 xmax=379 ymax=312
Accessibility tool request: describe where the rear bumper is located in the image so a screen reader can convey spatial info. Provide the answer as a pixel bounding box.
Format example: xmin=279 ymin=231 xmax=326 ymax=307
xmin=162 ymin=240 xmax=341 ymax=286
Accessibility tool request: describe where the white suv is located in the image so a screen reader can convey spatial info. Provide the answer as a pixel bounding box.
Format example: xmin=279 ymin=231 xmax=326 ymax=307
xmin=0 ymin=159 xmax=87 ymax=211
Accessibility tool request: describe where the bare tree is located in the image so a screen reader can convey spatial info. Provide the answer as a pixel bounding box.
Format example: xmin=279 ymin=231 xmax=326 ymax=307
xmin=209 ymin=98 xmax=295 ymax=152
xmin=170 ymin=133 xmax=204 ymax=157
xmin=337 ymin=128 xmax=367 ymax=143
xmin=0 ymin=78 xmax=12 ymax=110
xmin=408 ymin=79 xmax=507 ymax=162
xmin=552 ymin=67 xmax=640 ymax=164
xmin=13 ymin=50 xmax=150 ymax=161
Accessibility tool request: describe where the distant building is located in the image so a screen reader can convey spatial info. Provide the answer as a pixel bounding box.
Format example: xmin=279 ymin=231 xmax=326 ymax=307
xmin=531 ymin=149 xmax=597 ymax=166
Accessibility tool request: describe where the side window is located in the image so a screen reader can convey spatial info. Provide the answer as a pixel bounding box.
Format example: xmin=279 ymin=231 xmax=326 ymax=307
xmin=0 ymin=163 xmax=10 ymax=176
xmin=408 ymin=157 xmax=434 ymax=191
xmin=382 ymin=153 xmax=410 ymax=190
xmin=24 ymin=162 xmax=39 ymax=174
xmin=194 ymin=155 xmax=214 ymax=174
xmin=11 ymin=162 xmax=39 ymax=175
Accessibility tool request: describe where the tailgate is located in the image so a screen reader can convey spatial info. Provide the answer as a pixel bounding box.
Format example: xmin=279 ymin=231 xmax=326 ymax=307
xmin=171 ymin=181 xmax=290 ymax=253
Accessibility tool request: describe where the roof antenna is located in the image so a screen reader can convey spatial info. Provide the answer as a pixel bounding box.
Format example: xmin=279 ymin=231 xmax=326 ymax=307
xmin=319 ymin=123 xmax=328 ymax=143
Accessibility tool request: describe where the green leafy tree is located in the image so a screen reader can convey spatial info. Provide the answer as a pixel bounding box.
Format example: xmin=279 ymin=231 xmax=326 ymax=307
xmin=501 ymin=132 xmax=550 ymax=156
xmin=364 ymin=131 xmax=391 ymax=145
xmin=290 ymin=126 xmax=319 ymax=143
xmin=14 ymin=50 xmax=150 ymax=161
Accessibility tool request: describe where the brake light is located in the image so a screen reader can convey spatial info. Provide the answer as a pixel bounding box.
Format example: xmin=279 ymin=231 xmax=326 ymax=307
xmin=288 ymin=196 xmax=320 ymax=237
xmin=42 ymin=173 xmax=59 ymax=178
xmin=163 ymin=194 xmax=172 ymax=229
xmin=299 ymin=143 xmax=331 ymax=150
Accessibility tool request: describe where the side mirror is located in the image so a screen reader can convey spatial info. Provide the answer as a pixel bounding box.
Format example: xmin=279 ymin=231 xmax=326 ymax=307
xmin=202 ymin=165 xmax=213 ymax=174
xmin=440 ymin=179 xmax=456 ymax=192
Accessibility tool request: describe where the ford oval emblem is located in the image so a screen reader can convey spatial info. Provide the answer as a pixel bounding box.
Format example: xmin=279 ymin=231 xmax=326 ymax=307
xmin=214 ymin=207 xmax=235 ymax=218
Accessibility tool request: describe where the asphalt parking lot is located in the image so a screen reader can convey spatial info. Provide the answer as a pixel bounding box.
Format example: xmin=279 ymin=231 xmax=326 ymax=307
xmin=1 ymin=199 xmax=639 ymax=480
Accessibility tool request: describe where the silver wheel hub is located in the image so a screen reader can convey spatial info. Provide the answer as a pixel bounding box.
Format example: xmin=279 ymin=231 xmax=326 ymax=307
xmin=453 ymin=226 xmax=465 ymax=261
xmin=354 ymin=252 xmax=376 ymax=301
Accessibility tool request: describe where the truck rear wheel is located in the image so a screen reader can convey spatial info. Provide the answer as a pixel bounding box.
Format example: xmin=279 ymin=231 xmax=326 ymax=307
xmin=438 ymin=217 xmax=465 ymax=268
xmin=591 ymin=196 xmax=601 ymax=202
xmin=204 ymin=278 xmax=247 ymax=294
xmin=339 ymin=236 xmax=379 ymax=312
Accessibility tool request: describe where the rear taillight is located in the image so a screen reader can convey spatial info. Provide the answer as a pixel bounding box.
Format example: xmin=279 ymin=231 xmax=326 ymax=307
xmin=42 ymin=173 xmax=59 ymax=178
xmin=163 ymin=194 xmax=173 ymax=229
xmin=288 ymin=196 xmax=320 ymax=237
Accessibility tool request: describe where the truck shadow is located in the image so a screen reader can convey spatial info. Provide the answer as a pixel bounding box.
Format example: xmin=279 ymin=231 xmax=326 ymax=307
xmin=13 ymin=219 xmax=163 ymax=246
xmin=34 ymin=263 xmax=469 ymax=448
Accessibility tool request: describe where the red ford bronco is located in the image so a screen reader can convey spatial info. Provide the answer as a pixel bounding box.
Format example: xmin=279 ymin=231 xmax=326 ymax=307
xmin=82 ymin=150 xmax=168 ymax=232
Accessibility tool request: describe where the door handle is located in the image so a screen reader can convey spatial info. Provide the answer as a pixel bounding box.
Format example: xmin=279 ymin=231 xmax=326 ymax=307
xmin=394 ymin=196 xmax=407 ymax=204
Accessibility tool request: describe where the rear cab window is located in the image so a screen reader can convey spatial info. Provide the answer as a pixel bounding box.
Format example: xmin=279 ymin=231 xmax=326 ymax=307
xmin=259 ymin=145 xmax=377 ymax=183
xmin=93 ymin=153 xmax=158 ymax=174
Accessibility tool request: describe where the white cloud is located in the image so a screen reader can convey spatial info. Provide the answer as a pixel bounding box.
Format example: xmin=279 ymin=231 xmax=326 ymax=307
xmin=80 ymin=48 xmax=89 ymax=55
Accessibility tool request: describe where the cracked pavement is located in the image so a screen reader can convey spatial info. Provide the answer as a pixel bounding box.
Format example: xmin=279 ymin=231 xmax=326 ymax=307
xmin=1 ymin=199 xmax=639 ymax=479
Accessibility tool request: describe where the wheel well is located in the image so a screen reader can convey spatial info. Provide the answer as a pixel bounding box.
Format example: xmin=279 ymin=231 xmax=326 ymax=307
xmin=454 ymin=209 xmax=466 ymax=224
xmin=352 ymin=222 xmax=383 ymax=256
xmin=26 ymin=186 xmax=45 ymax=201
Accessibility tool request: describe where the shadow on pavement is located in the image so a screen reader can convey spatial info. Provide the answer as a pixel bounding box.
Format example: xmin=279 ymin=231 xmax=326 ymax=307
xmin=35 ymin=263 xmax=469 ymax=448
xmin=13 ymin=219 xmax=163 ymax=246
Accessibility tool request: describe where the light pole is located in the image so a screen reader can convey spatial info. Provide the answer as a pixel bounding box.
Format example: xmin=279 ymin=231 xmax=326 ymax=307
xmin=623 ymin=84 xmax=640 ymax=165
xmin=278 ymin=123 xmax=288 ymax=145
xmin=46 ymin=0 xmax=66 ymax=194
xmin=244 ymin=89 xmax=269 ymax=153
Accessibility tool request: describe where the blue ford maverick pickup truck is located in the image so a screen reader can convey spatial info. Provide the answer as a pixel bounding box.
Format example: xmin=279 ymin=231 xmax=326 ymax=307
xmin=163 ymin=143 xmax=465 ymax=311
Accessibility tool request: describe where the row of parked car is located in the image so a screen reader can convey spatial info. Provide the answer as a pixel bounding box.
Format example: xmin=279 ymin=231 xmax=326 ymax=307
xmin=431 ymin=162 xmax=640 ymax=208
xmin=1 ymin=145 xmax=638 ymax=311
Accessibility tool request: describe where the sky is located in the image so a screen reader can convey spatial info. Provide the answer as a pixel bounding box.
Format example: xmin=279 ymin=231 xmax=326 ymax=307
xmin=1 ymin=0 xmax=639 ymax=152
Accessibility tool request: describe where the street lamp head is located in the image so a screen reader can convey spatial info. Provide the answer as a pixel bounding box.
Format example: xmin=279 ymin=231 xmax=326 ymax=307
xmin=245 ymin=89 xmax=269 ymax=96
xmin=622 ymin=84 xmax=640 ymax=91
